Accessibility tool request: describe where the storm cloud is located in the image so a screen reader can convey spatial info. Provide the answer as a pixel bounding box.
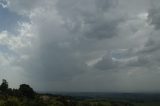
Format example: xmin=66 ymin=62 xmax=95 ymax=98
xmin=0 ymin=0 xmax=160 ymax=92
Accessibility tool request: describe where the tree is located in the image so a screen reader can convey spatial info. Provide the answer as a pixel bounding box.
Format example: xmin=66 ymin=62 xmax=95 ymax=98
xmin=19 ymin=84 xmax=35 ymax=98
xmin=0 ymin=79 xmax=8 ymax=92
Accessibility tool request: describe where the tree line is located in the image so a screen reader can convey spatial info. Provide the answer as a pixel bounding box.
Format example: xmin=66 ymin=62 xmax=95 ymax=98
xmin=0 ymin=79 xmax=35 ymax=99
xmin=0 ymin=79 xmax=135 ymax=106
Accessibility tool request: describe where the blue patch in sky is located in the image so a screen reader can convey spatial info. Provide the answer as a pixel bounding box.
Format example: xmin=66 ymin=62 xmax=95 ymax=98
xmin=0 ymin=44 xmax=9 ymax=52
xmin=0 ymin=5 xmax=28 ymax=33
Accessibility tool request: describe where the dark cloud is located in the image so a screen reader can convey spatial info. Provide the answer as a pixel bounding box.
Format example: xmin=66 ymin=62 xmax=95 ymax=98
xmin=138 ymin=38 xmax=160 ymax=53
xmin=84 ymin=18 xmax=119 ymax=39
xmin=127 ymin=56 xmax=151 ymax=67
xmin=56 ymin=0 xmax=121 ymax=40
xmin=27 ymin=43 xmax=86 ymax=81
xmin=148 ymin=0 xmax=160 ymax=30
xmin=2 ymin=0 xmax=160 ymax=92
xmin=148 ymin=8 xmax=160 ymax=29
xmin=94 ymin=53 xmax=118 ymax=70
xmin=95 ymin=0 xmax=118 ymax=11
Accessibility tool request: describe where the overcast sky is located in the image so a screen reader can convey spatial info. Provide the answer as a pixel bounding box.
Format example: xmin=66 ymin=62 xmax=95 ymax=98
xmin=0 ymin=0 xmax=160 ymax=92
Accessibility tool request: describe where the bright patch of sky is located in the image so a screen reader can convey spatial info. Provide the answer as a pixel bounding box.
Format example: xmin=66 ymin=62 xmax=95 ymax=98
xmin=0 ymin=2 xmax=28 ymax=34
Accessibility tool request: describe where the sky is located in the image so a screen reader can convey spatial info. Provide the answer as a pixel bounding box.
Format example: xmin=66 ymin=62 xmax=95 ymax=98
xmin=0 ymin=0 xmax=160 ymax=92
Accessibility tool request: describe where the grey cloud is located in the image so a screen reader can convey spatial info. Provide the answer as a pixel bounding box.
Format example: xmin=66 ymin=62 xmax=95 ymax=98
xmin=127 ymin=56 xmax=151 ymax=67
xmin=95 ymin=0 xmax=118 ymax=11
xmin=6 ymin=0 xmax=55 ymax=15
xmin=6 ymin=0 xmax=39 ymax=14
xmin=148 ymin=8 xmax=160 ymax=29
xmin=23 ymin=43 xmax=87 ymax=81
xmin=84 ymin=18 xmax=119 ymax=39
xmin=56 ymin=0 xmax=121 ymax=40
xmin=148 ymin=0 xmax=160 ymax=29
xmin=22 ymin=0 xmax=160 ymax=92
xmin=138 ymin=39 xmax=160 ymax=54
xmin=3 ymin=0 xmax=160 ymax=92
xmin=94 ymin=54 xmax=118 ymax=70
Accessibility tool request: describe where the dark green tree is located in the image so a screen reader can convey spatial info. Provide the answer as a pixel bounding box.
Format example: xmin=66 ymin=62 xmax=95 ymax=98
xmin=19 ymin=84 xmax=35 ymax=98
xmin=0 ymin=79 xmax=8 ymax=92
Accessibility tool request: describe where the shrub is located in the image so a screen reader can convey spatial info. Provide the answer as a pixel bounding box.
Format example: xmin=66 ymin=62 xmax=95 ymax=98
xmin=4 ymin=97 xmax=21 ymax=106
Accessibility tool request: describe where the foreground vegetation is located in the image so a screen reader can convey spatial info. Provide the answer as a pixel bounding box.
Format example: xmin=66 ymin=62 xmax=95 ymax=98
xmin=0 ymin=96 xmax=160 ymax=106
xmin=0 ymin=79 xmax=159 ymax=106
